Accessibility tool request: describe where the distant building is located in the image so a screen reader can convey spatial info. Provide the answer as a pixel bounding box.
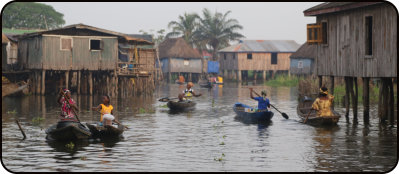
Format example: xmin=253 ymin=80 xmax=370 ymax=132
xmin=158 ymin=37 xmax=203 ymax=83
xmin=218 ymin=40 xmax=300 ymax=81
xmin=289 ymin=43 xmax=316 ymax=76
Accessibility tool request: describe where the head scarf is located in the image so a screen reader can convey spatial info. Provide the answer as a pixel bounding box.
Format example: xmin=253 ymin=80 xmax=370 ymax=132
xmin=319 ymin=88 xmax=328 ymax=95
xmin=187 ymin=82 xmax=194 ymax=87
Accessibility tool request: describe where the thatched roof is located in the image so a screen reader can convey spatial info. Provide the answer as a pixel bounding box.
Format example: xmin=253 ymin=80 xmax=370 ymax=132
xmin=289 ymin=43 xmax=316 ymax=59
xmin=2 ymin=33 xmax=10 ymax=44
xmin=158 ymin=37 xmax=201 ymax=59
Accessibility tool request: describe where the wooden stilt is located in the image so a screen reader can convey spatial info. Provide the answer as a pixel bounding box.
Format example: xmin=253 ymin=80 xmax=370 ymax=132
xmin=36 ymin=71 xmax=41 ymax=95
xmin=89 ymin=71 xmax=93 ymax=95
xmin=363 ymin=77 xmax=370 ymax=124
xmin=41 ymin=70 xmax=46 ymax=95
xmin=318 ymin=75 xmax=322 ymax=88
xmin=330 ymin=76 xmax=334 ymax=109
xmin=388 ymin=78 xmax=394 ymax=125
xmin=378 ymin=79 xmax=384 ymax=122
xmin=77 ymin=71 xmax=81 ymax=95
xmin=65 ymin=71 xmax=69 ymax=90
xmin=238 ymin=70 xmax=242 ymax=82
xmin=263 ymin=71 xmax=266 ymax=81
xmin=353 ymin=77 xmax=358 ymax=122
xmin=188 ymin=73 xmax=192 ymax=82
xmin=254 ymin=71 xmax=258 ymax=81
xmin=344 ymin=77 xmax=350 ymax=119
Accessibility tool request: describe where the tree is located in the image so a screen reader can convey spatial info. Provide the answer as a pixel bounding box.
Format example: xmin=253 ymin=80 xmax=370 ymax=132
xmin=194 ymin=8 xmax=244 ymax=61
xmin=166 ymin=12 xmax=200 ymax=47
xmin=139 ymin=29 xmax=166 ymax=47
xmin=2 ymin=2 xmax=65 ymax=30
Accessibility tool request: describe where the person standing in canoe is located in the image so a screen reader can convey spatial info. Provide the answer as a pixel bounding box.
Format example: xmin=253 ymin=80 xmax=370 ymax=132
xmin=57 ymin=89 xmax=79 ymax=122
xmin=92 ymin=95 xmax=123 ymax=126
xmin=249 ymin=88 xmax=270 ymax=111
xmin=312 ymin=86 xmax=334 ymax=117
xmin=178 ymin=82 xmax=202 ymax=101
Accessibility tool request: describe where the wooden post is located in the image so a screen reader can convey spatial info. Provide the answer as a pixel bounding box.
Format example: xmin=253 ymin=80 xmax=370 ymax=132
xmin=263 ymin=71 xmax=266 ymax=81
xmin=353 ymin=77 xmax=358 ymax=122
xmin=168 ymin=72 xmax=172 ymax=83
xmin=65 ymin=71 xmax=69 ymax=90
xmin=77 ymin=71 xmax=81 ymax=95
xmin=188 ymin=73 xmax=192 ymax=82
xmin=378 ymin=79 xmax=384 ymax=122
xmin=15 ymin=120 xmax=26 ymax=140
xmin=36 ymin=70 xmax=41 ymax=95
xmin=330 ymin=76 xmax=334 ymax=109
xmin=344 ymin=77 xmax=350 ymax=119
xmin=362 ymin=77 xmax=370 ymax=124
xmin=318 ymin=75 xmax=322 ymax=88
xmin=388 ymin=78 xmax=394 ymax=125
xmin=89 ymin=71 xmax=93 ymax=95
xmin=238 ymin=70 xmax=242 ymax=82
xmin=254 ymin=71 xmax=258 ymax=81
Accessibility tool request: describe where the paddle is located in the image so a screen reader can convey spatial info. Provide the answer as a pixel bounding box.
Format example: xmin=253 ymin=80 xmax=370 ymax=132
xmin=303 ymin=109 xmax=314 ymax=124
xmin=158 ymin=97 xmax=178 ymax=102
xmin=250 ymin=88 xmax=289 ymax=119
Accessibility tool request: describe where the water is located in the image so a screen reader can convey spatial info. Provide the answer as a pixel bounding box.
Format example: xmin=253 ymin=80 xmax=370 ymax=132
xmin=2 ymin=83 xmax=397 ymax=172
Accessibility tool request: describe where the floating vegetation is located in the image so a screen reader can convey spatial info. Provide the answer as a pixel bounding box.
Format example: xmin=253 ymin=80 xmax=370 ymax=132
xmin=222 ymin=135 xmax=226 ymax=139
xmin=65 ymin=142 xmax=75 ymax=149
xmin=214 ymin=153 xmax=225 ymax=161
xmin=138 ymin=107 xmax=156 ymax=114
xmin=6 ymin=110 xmax=17 ymax=114
xmin=159 ymin=104 xmax=168 ymax=108
xmin=219 ymin=142 xmax=225 ymax=145
xmin=80 ymin=156 xmax=87 ymax=160
xmin=32 ymin=117 xmax=44 ymax=125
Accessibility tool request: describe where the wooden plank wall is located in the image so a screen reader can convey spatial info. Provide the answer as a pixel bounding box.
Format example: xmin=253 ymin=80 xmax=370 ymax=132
xmin=316 ymin=3 xmax=397 ymax=77
xmin=219 ymin=52 xmax=238 ymax=70
xmin=169 ymin=58 xmax=202 ymax=73
xmin=18 ymin=37 xmax=42 ymax=69
xmin=237 ymin=52 xmax=292 ymax=71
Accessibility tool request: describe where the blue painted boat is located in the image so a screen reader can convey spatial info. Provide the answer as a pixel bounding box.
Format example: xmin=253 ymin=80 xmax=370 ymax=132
xmin=233 ymin=102 xmax=274 ymax=123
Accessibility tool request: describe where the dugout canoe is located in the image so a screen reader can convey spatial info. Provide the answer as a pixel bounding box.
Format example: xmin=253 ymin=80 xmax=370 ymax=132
xmin=45 ymin=121 xmax=91 ymax=141
xmin=233 ymin=102 xmax=274 ymax=123
xmin=297 ymin=96 xmax=341 ymax=126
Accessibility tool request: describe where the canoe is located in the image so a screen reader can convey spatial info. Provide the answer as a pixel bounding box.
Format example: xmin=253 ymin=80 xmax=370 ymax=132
xmin=86 ymin=122 xmax=124 ymax=139
xmin=45 ymin=121 xmax=91 ymax=141
xmin=167 ymin=100 xmax=196 ymax=111
xmin=297 ymin=96 xmax=341 ymax=126
xmin=233 ymin=102 xmax=274 ymax=123
xmin=199 ymin=83 xmax=212 ymax=88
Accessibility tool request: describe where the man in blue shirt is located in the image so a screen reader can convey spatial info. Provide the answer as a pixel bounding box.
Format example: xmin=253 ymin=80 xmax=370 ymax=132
xmin=250 ymin=88 xmax=270 ymax=111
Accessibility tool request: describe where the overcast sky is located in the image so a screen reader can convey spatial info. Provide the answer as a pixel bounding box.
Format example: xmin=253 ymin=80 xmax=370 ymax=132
xmin=38 ymin=2 xmax=320 ymax=45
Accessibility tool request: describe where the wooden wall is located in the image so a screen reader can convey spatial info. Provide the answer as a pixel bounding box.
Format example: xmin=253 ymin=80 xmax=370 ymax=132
xmin=219 ymin=52 xmax=292 ymax=71
xmin=315 ymin=3 xmax=397 ymax=77
xmin=219 ymin=52 xmax=238 ymax=70
xmin=2 ymin=44 xmax=7 ymax=71
xmin=18 ymin=35 xmax=118 ymax=71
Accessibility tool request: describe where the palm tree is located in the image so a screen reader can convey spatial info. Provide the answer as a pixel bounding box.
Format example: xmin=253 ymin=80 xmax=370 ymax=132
xmin=166 ymin=12 xmax=200 ymax=47
xmin=194 ymin=8 xmax=244 ymax=61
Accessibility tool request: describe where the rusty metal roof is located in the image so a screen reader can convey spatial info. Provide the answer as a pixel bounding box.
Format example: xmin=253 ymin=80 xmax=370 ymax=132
xmin=218 ymin=40 xmax=300 ymax=53
xmin=19 ymin=23 xmax=153 ymax=45
xmin=304 ymin=2 xmax=383 ymax=16
xmin=2 ymin=33 xmax=10 ymax=43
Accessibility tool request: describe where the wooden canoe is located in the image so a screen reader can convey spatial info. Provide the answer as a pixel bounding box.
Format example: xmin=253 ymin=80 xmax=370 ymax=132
xmin=199 ymin=83 xmax=212 ymax=88
xmin=86 ymin=122 xmax=124 ymax=139
xmin=233 ymin=102 xmax=274 ymax=123
xmin=45 ymin=121 xmax=91 ymax=141
xmin=297 ymin=96 xmax=341 ymax=126
xmin=167 ymin=100 xmax=196 ymax=111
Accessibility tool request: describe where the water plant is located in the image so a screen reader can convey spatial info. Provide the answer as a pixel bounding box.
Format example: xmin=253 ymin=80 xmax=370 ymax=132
xmin=219 ymin=141 xmax=225 ymax=145
xmin=159 ymin=104 xmax=168 ymax=108
xmin=65 ymin=142 xmax=75 ymax=149
xmin=80 ymin=156 xmax=87 ymax=160
xmin=31 ymin=117 xmax=44 ymax=125
xmin=6 ymin=110 xmax=17 ymax=114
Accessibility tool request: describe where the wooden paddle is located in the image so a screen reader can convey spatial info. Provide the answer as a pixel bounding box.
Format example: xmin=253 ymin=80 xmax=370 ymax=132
xmin=158 ymin=97 xmax=178 ymax=102
xmin=303 ymin=109 xmax=314 ymax=124
xmin=250 ymin=89 xmax=289 ymax=119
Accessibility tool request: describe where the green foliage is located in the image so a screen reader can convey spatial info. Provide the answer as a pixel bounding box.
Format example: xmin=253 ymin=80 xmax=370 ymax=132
xmin=166 ymin=12 xmax=200 ymax=47
xmin=334 ymin=84 xmax=380 ymax=104
xmin=2 ymin=28 xmax=41 ymax=34
xmin=31 ymin=116 xmax=44 ymax=125
xmin=2 ymin=2 xmax=65 ymax=30
xmin=219 ymin=141 xmax=225 ymax=145
xmin=139 ymin=29 xmax=165 ymax=46
xmin=65 ymin=142 xmax=75 ymax=149
xmin=159 ymin=104 xmax=168 ymax=108
xmin=265 ymin=74 xmax=300 ymax=87
xmin=6 ymin=110 xmax=17 ymax=114
xmin=138 ymin=107 xmax=155 ymax=114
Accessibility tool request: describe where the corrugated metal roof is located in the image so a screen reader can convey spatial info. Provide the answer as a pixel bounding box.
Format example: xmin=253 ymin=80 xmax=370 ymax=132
xmin=289 ymin=43 xmax=316 ymax=59
xmin=218 ymin=40 xmax=300 ymax=53
xmin=18 ymin=23 xmax=153 ymax=45
xmin=304 ymin=2 xmax=383 ymax=16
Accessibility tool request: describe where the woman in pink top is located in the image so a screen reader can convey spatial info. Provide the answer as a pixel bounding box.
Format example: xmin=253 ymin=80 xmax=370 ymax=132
xmin=57 ymin=89 xmax=79 ymax=122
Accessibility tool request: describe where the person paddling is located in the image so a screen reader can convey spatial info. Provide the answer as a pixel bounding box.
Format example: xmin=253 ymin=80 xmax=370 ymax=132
xmin=92 ymin=95 xmax=123 ymax=127
xmin=311 ymin=86 xmax=334 ymax=117
xmin=249 ymin=88 xmax=270 ymax=111
xmin=178 ymin=82 xmax=202 ymax=101
xmin=57 ymin=89 xmax=79 ymax=122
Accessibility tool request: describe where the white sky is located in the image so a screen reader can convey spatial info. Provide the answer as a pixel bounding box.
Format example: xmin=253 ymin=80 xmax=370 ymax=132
xmin=37 ymin=2 xmax=320 ymax=45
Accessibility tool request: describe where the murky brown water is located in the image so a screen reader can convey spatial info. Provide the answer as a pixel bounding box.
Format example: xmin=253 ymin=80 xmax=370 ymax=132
xmin=2 ymin=83 xmax=397 ymax=172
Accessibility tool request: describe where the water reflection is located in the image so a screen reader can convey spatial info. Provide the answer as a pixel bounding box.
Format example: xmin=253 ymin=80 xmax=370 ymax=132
xmin=1 ymin=83 xmax=397 ymax=172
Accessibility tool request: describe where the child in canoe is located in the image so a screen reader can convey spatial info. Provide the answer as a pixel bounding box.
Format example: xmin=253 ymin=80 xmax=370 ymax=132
xmin=178 ymin=82 xmax=202 ymax=101
xmin=92 ymin=95 xmax=124 ymax=127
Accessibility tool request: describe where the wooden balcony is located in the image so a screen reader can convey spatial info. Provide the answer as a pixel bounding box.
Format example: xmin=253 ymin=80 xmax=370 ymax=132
xmin=116 ymin=62 xmax=154 ymax=77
